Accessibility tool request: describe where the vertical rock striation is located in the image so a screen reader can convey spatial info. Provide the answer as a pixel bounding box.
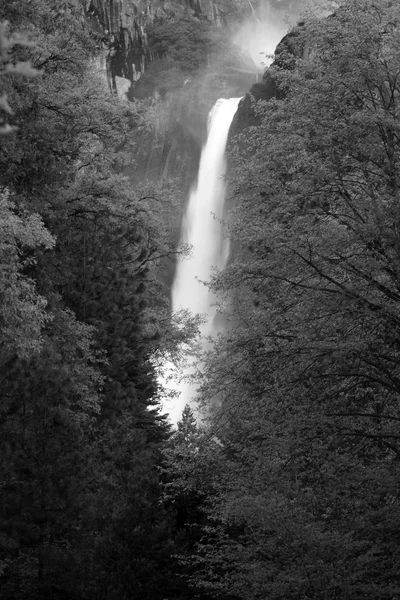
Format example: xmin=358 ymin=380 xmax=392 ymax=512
xmin=83 ymin=0 xmax=239 ymax=91
xmin=79 ymin=0 xmax=256 ymax=192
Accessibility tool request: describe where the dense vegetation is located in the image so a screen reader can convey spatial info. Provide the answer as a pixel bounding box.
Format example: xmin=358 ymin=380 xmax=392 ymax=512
xmin=132 ymin=8 xmax=250 ymax=98
xmin=0 ymin=1 xmax=194 ymax=598
xmin=171 ymin=1 xmax=400 ymax=599
xmin=2 ymin=0 xmax=400 ymax=599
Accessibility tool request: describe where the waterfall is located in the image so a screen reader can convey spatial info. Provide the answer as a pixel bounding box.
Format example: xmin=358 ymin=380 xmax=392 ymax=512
xmin=168 ymin=97 xmax=242 ymax=424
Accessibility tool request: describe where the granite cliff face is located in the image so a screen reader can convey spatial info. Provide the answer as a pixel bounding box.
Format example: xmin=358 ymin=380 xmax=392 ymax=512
xmin=83 ymin=0 xmax=246 ymax=92
xmin=79 ymin=0 xmax=257 ymax=189
xmin=69 ymin=0 xmax=261 ymax=208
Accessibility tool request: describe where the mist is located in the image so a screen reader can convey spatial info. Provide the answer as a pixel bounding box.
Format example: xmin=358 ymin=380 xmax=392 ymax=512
xmin=234 ymin=0 xmax=334 ymax=67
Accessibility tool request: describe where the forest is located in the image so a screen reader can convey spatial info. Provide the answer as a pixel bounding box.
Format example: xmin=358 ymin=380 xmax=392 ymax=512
xmin=1 ymin=0 xmax=400 ymax=599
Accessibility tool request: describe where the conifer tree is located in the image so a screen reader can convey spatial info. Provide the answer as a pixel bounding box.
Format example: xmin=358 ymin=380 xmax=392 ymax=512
xmin=0 ymin=2 xmax=179 ymax=597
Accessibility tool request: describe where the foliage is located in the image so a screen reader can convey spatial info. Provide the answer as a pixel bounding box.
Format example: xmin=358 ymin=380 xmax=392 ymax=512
xmin=134 ymin=11 xmax=251 ymax=101
xmin=0 ymin=2 xmax=188 ymax=598
xmin=8 ymin=0 xmax=400 ymax=598
xmin=161 ymin=406 xmax=224 ymax=600
xmin=0 ymin=19 xmax=39 ymax=134
xmin=148 ymin=16 xmax=226 ymax=74
xmin=0 ymin=188 xmax=54 ymax=360
xmin=175 ymin=1 xmax=400 ymax=599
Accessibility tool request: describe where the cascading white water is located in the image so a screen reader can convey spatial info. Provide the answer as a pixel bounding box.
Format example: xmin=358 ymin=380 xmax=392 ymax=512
xmin=167 ymin=97 xmax=242 ymax=424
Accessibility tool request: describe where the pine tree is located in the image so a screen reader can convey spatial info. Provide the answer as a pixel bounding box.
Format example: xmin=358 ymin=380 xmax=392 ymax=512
xmin=0 ymin=2 xmax=177 ymax=597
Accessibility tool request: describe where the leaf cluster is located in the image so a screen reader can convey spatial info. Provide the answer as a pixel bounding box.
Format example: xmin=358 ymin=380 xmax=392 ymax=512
xmin=168 ymin=2 xmax=400 ymax=599
xmin=0 ymin=2 xmax=193 ymax=599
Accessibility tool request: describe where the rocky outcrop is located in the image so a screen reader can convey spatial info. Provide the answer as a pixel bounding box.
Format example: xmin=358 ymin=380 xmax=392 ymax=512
xmin=80 ymin=0 xmax=257 ymax=186
xmin=77 ymin=1 xmax=260 ymax=193
xmin=84 ymin=0 xmax=152 ymax=89
xmin=231 ymin=21 xmax=306 ymax=134
xmin=83 ymin=0 xmax=248 ymax=92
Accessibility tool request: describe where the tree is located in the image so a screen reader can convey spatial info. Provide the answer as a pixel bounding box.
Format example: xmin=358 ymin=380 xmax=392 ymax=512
xmin=0 ymin=18 xmax=40 ymax=134
xmin=182 ymin=2 xmax=400 ymax=598
xmin=0 ymin=188 xmax=54 ymax=361
xmin=0 ymin=2 xmax=184 ymax=598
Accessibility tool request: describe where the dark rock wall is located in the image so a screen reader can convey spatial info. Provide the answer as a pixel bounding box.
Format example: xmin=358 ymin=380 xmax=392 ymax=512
xmin=84 ymin=0 xmax=152 ymax=87
xmin=80 ymin=0 xmax=257 ymax=189
xmin=230 ymin=21 xmax=306 ymax=134
xmin=83 ymin=0 xmax=240 ymax=90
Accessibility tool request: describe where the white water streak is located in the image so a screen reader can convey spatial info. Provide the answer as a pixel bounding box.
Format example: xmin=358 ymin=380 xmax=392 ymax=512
xmin=166 ymin=97 xmax=241 ymax=424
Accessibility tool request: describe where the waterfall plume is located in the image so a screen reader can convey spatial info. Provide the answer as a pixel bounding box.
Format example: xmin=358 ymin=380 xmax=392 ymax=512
xmin=165 ymin=97 xmax=241 ymax=425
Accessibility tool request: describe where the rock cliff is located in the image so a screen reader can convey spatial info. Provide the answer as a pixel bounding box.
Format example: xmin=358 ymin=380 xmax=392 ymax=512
xmin=79 ymin=0 xmax=256 ymax=188
xmin=231 ymin=21 xmax=306 ymax=134
xmin=83 ymin=0 xmax=249 ymax=92
xmin=72 ymin=0 xmax=260 ymax=203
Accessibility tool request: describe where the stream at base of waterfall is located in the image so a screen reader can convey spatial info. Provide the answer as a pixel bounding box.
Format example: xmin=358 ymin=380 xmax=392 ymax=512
xmin=162 ymin=97 xmax=242 ymax=425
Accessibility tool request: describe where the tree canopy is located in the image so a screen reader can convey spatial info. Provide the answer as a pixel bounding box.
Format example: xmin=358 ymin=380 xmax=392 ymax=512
xmin=171 ymin=1 xmax=400 ymax=599
xmin=2 ymin=0 xmax=400 ymax=599
xmin=0 ymin=2 xmax=190 ymax=598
